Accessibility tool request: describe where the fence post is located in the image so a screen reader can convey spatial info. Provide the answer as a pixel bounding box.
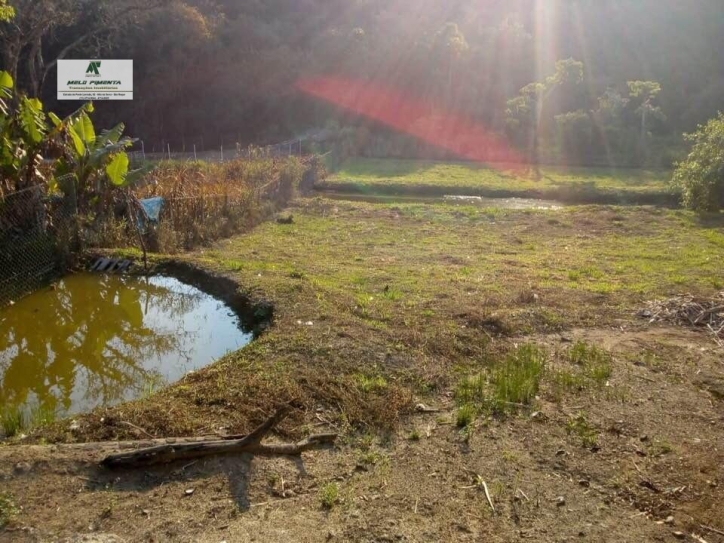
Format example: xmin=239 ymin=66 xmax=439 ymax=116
xmin=193 ymin=144 xmax=197 ymax=161
xmin=141 ymin=140 xmax=146 ymax=162
xmin=167 ymin=143 xmax=171 ymax=161
xmin=220 ymin=145 xmax=224 ymax=163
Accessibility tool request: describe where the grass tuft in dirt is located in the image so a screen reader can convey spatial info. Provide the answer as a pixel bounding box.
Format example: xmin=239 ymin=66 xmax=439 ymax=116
xmin=491 ymin=344 xmax=546 ymax=411
xmin=549 ymin=341 xmax=614 ymax=400
xmin=1 ymin=407 xmax=24 ymax=438
xmin=319 ymin=482 xmax=339 ymax=510
xmin=354 ymin=373 xmax=389 ymax=394
xmin=456 ymin=404 xmax=476 ymax=428
xmin=455 ymin=344 xmax=546 ymax=422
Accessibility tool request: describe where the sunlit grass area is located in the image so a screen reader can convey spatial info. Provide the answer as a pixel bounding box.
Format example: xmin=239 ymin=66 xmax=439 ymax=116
xmin=324 ymin=158 xmax=674 ymax=204
xmin=39 ymin=197 xmax=724 ymax=442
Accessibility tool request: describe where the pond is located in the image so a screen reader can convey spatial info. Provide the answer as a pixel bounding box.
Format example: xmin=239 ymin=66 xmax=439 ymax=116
xmin=315 ymin=191 xmax=564 ymax=210
xmin=0 ymin=273 xmax=253 ymax=420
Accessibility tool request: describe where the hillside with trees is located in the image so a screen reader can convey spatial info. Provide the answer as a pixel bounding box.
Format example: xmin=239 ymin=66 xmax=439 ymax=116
xmin=2 ymin=0 xmax=723 ymax=168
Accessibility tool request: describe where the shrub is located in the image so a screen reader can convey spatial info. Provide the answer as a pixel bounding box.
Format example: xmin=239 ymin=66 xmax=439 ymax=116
xmin=673 ymin=113 xmax=724 ymax=211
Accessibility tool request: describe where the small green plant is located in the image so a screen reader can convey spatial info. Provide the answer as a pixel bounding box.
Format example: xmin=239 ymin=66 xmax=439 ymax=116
xmin=566 ymin=413 xmax=598 ymax=448
xmin=0 ymin=492 xmax=18 ymax=528
xmin=408 ymin=428 xmax=421 ymax=441
xmin=455 ymin=373 xmax=486 ymax=406
xmin=491 ymin=344 xmax=546 ymax=411
xmin=456 ymin=404 xmax=475 ymax=428
xmin=354 ymin=373 xmax=388 ymax=394
xmin=650 ymin=438 xmax=674 ymax=456
xmin=357 ymin=450 xmax=383 ymax=466
xmin=568 ymin=341 xmax=613 ymax=385
xmin=382 ymin=287 xmax=403 ymax=301
xmin=319 ymin=482 xmax=339 ymax=509
xmin=1 ymin=407 xmax=25 ymax=437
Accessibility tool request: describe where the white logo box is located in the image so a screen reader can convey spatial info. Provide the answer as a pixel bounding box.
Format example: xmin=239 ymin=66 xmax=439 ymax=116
xmin=58 ymin=59 xmax=133 ymax=101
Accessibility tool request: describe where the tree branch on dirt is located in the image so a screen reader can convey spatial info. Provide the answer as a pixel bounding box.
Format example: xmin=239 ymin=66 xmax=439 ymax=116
xmin=100 ymin=406 xmax=337 ymax=469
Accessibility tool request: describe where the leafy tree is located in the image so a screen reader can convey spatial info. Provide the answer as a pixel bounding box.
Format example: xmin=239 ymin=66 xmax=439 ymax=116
xmin=555 ymin=110 xmax=593 ymax=162
xmin=672 ymin=113 xmax=724 ymax=212
xmin=432 ymin=22 xmax=469 ymax=99
xmin=506 ymin=58 xmax=584 ymax=177
xmin=0 ymin=0 xmax=170 ymax=96
xmin=627 ymin=80 xmax=665 ymax=156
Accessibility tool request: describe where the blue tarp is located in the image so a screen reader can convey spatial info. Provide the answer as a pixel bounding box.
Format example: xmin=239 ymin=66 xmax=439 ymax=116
xmin=139 ymin=197 xmax=164 ymax=224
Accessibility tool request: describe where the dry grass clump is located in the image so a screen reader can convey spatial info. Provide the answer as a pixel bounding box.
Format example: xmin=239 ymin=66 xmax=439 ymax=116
xmin=133 ymin=157 xmax=306 ymax=251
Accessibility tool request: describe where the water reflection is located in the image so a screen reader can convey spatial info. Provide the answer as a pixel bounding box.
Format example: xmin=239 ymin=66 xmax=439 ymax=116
xmin=0 ymin=274 xmax=252 ymax=416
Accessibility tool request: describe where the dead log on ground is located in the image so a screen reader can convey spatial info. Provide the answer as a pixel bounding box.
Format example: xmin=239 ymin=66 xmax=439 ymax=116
xmin=101 ymin=406 xmax=336 ymax=469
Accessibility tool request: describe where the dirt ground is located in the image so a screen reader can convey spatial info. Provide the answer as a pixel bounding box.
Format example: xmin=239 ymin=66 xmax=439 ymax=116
xmin=2 ymin=328 xmax=722 ymax=543
xmin=1 ymin=199 xmax=723 ymax=542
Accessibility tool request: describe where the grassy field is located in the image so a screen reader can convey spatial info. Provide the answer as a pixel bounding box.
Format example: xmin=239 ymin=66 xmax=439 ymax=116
xmin=5 ymin=197 xmax=724 ymax=541
xmin=322 ymin=157 xmax=676 ymax=205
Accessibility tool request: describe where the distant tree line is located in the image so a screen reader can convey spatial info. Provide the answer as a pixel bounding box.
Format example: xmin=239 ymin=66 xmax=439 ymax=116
xmin=2 ymin=0 xmax=724 ymax=169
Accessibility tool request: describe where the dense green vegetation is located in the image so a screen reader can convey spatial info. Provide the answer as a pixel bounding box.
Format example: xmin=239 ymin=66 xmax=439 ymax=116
xmin=0 ymin=70 xmax=144 ymax=200
xmin=673 ymin=113 xmax=724 ymax=212
xmin=2 ymin=1 xmax=724 ymax=170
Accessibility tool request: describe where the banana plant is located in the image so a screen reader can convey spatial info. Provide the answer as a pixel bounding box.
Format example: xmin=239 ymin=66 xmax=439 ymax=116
xmin=0 ymin=70 xmax=48 ymax=195
xmin=51 ymin=104 xmax=152 ymax=211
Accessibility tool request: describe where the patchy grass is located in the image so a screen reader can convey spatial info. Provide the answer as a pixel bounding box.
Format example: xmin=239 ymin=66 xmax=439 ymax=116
xmin=32 ymin=197 xmax=724 ymax=444
xmin=491 ymin=344 xmax=546 ymax=410
xmin=455 ymin=344 xmax=546 ymax=420
xmin=456 ymin=404 xmax=476 ymax=428
xmin=323 ymin=158 xmax=675 ymax=205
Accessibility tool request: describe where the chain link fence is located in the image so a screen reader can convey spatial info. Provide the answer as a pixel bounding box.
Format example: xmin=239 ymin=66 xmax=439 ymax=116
xmin=0 ymin=186 xmax=77 ymax=306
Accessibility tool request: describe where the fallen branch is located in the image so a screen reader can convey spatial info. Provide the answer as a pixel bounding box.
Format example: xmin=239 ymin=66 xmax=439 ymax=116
xmin=482 ymin=480 xmax=496 ymax=514
xmin=639 ymin=292 xmax=724 ymax=348
xmin=101 ymin=406 xmax=336 ymax=469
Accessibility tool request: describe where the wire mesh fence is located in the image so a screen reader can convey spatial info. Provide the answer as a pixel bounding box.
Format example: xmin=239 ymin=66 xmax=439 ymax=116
xmin=0 ymin=156 xmax=320 ymax=306
xmin=0 ymin=186 xmax=77 ymax=306
xmin=129 ymin=139 xmax=306 ymax=167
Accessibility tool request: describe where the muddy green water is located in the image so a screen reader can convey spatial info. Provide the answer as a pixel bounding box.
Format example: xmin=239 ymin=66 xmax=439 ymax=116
xmin=0 ymin=274 xmax=252 ymax=418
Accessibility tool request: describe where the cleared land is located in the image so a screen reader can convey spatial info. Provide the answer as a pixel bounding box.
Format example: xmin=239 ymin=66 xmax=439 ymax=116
xmin=321 ymin=158 xmax=675 ymax=205
xmin=2 ymin=197 xmax=724 ymax=542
